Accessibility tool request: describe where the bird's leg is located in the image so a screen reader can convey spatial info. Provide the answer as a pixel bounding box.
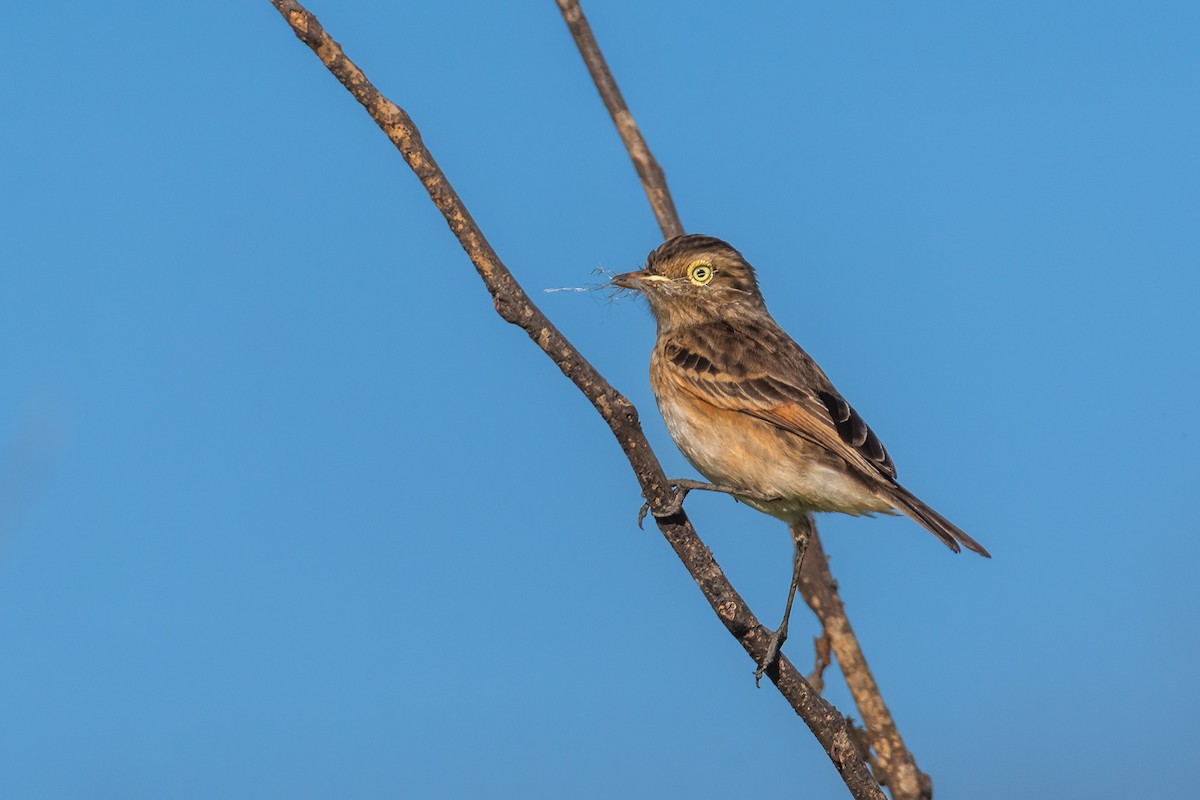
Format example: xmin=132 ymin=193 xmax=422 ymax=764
xmin=637 ymin=479 xmax=783 ymax=528
xmin=669 ymin=479 xmax=782 ymax=504
xmin=755 ymin=517 xmax=812 ymax=685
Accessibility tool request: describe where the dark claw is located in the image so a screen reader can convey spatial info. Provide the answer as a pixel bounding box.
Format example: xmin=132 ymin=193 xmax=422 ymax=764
xmin=637 ymin=484 xmax=691 ymax=529
xmin=655 ymin=486 xmax=689 ymax=517
xmin=754 ymin=624 xmax=788 ymax=687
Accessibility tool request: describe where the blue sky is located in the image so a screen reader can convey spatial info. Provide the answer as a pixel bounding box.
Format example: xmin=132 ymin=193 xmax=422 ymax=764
xmin=2 ymin=2 xmax=1197 ymax=797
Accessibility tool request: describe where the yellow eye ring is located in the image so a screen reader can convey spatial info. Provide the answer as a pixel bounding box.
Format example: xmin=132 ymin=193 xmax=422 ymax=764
xmin=688 ymin=260 xmax=715 ymax=286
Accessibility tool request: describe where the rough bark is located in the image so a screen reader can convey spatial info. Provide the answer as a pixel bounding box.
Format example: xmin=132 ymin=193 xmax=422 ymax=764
xmin=266 ymin=1 xmax=910 ymax=797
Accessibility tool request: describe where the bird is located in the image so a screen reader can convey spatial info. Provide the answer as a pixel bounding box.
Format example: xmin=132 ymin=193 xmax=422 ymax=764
xmin=612 ymin=233 xmax=989 ymax=680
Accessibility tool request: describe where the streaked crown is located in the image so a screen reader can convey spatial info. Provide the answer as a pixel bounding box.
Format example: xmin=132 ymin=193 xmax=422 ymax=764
xmin=612 ymin=234 xmax=769 ymax=327
xmin=643 ymin=234 xmax=762 ymax=301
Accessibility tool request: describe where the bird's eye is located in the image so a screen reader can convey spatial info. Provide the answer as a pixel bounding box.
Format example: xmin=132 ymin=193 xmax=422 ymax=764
xmin=688 ymin=261 xmax=715 ymax=286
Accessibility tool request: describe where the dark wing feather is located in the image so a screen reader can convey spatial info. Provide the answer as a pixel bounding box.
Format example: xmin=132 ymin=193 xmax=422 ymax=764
xmin=660 ymin=319 xmax=896 ymax=480
xmin=815 ymin=390 xmax=895 ymax=478
xmin=659 ymin=319 xmax=991 ymax=557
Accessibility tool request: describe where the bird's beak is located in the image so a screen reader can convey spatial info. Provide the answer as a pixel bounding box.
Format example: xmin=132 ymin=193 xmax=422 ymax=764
xmin=612 ymin=269 xmax=668 ymax=290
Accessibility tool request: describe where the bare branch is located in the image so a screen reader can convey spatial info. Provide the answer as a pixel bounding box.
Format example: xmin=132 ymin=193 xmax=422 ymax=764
xmin=799 ymin=527 xmax=933 ymax=800
xmin=555 ymin=0 xmax=684 ymax=240
xmin=555 ymin=6 xmax=935 ymax=799
xmin=267 ymin=1 xmax=883 ymax=797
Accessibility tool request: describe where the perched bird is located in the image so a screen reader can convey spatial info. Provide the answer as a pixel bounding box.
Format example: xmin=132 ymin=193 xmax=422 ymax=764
xmin=613 ymin=234 xmax=989 ymax=678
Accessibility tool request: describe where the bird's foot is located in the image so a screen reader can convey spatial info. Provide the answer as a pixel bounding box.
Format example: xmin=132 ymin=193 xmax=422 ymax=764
xmin=636 ymin=479 xmax=781 ymax=528
xmin=754 ymin=625 xmax=789 ymax=687
xmin=636 ymin=479 xmax=785 ymax=528
xmin=636 ymin=482 xmax=693 ymax=529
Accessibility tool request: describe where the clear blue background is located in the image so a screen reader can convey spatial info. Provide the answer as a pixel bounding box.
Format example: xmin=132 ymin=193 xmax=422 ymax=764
xmin=3 ymin=2 xmax=1197 ymax=797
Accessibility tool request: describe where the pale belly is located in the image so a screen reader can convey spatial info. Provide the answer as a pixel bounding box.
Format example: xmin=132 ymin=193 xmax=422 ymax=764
xmin=655 ymin=388 xmax=895 ymax=523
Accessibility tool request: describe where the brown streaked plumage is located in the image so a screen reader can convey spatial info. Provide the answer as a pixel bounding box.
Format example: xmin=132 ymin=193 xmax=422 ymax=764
xmin=614 ymin=233 xmax=988 ymax=677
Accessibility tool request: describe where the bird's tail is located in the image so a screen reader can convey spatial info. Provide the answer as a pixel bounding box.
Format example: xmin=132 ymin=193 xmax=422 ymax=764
xmin=891 ymin=483 xmax=991 ymax=558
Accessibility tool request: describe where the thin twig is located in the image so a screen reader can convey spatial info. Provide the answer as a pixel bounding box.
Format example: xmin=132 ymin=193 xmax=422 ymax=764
xmin=799 ymin=526 xmax=933 ymax=800
xmin=554 ymin=0 xmax=684 ymax=240
xmin=807 ymin=628 xmax=834 ymax=694
xmin=266 ymin=2 xmax=883 ymax=798
xmin=556 ymin=6 xmax=933 ymax=799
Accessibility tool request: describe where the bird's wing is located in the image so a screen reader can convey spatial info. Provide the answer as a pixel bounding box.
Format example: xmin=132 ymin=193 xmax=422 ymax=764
xmin=658 ymin=320 xmax=897 ymax=480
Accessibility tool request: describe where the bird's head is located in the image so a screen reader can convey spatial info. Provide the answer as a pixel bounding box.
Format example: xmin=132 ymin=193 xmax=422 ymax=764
xmin=613 ymin=234 xmax=766 ymax=328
